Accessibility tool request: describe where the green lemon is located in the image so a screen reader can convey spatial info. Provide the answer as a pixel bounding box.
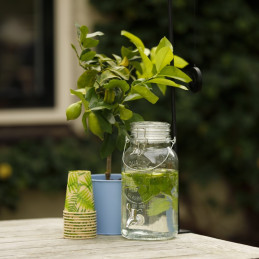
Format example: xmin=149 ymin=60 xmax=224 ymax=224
xmin=88 ymin=112 xmax=104 ymax=140
xmin=119 ymin=104 xmax=133 ymax=120
xmin=66 ymin=101 xmax=82 ymax=120
xmin=104 ymin=89 xmax=115 ymax=104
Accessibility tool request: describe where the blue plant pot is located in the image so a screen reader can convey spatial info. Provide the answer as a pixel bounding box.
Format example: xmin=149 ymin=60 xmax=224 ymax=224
xmin=92 ymin=174 xmax=121 ymax=235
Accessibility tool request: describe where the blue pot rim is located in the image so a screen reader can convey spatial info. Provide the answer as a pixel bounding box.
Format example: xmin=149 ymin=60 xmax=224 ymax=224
xmin=91 ymin=173 xmax=121 ymax=182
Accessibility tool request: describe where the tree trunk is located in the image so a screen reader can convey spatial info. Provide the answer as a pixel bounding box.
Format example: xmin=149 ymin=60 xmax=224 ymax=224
xmin=105 ymin=154 xmax=112 ymax=180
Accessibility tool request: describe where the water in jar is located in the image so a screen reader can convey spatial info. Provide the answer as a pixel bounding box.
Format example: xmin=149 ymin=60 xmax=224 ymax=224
xmin=121 ymin=168 xmax=178 ymax=240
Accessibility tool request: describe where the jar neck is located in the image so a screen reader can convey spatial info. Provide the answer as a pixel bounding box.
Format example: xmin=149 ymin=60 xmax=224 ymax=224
xmin=130 ymin=142 xmax=171 ymax=151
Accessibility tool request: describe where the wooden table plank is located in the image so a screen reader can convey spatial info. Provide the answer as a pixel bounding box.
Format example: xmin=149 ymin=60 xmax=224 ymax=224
xmin=0 ymin=218 xmax=258 ymax=258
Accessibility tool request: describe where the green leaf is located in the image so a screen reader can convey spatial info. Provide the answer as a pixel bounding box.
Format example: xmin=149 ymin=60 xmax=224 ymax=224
xmin=77 ymin=70 xmax=97 ymax=88
xmin=66 ymin=101 xmax=82 ymax=120
xmin=146 ymin=78 xmax=188 ymax=90
xmin=119 ymin=104 xmax=133 ymax=120
xmin=124 ymin=93 xmax=143 ymax=102
xmin=147 ymin=197 xmax=172 ymax=216
xmin=88 ymin=112 xmax=112 ymax=140
xmin=132 ymin=84 xmax=159 ymax=104
xmin=130 ymin=61 xmax=142 ymax=74
xmin=80 ymin=50 xmax=96 ymax=62
xmin=113 ymin=54 xmax=122 ymax=63
xmin=71 ymin=44 xmax=79 ymax=59
xmin=73 ymin=88 xmax=86 ymax=95
xmin=80 ymin=25 xmax=88 ymax=43
xmin=157 ymin=84 xmax=167 ymax=95
xmin=90 ymin=101 xmax=114 ymax=111
xmin=85 ymin=88 xmax=98 ymax=107
xmin=96 ymin=54 xmax=112 ymax=62
xmin=100 ymin=133 xmax=116 ymax=159
xmin=121 ymin=46 xmax=139 ymax=59
xmin=82 ymin=38 xmax=99 ymax=48
xmin=116 ymin=126 xmax=127 ymax=151
xmin=156 ymin=37 xmax=173 ymax=54
xmin=158 ymin=66 xmax=192 ymax=83
xmin=100 ymin=70 xmax=119 ymax=85
xmin=150 ymin=47 xmax=156 ymax=62
xmin=128 ymin=170 xmax=178 ymax=208
xmin=121 ymin=46 xmax=131 ymax=58
xmin=109 ymin=67 xmax=130 ymax=80
xmin=75 ymin=23 xmax=81 ymax=37
xmin=104 ymin=79 xmax=129 ymax=92
xmin=121 ymin=31 xmax=153 ymax=77
xmin=70 ymin=89 xmax=88 ymax=109
xmin=155 ymin=46 xmax=174 ymax=72
xmin=82 ymin=112 xmax=90 ymax=132
xmin=102 ymin=110 xmax=116 ymax=124
xmin=174 ymin=55 xmax=188 ymax=68
xmin=121 ymin=30 xmax=145 ymax=51
xmin=138 ymin=48 xmax=153 ymax=78
xmin=106 ymin=60 xmax=117 ymax=67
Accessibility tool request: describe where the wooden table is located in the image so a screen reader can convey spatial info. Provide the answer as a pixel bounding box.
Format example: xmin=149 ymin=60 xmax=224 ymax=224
xmin=0 ymin=218 xmax=258 ymax=258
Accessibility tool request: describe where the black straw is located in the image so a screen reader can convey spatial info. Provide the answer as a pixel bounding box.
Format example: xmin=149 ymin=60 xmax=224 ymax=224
xmin=168 ymin=0 xmax=183 ymax=234
xmin=168 ymin=0 xmax=177 ymax=153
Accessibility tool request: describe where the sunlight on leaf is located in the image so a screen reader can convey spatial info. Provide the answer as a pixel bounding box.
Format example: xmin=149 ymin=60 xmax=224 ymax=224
xmin=174 ymin=55 xmax=188 ymax=68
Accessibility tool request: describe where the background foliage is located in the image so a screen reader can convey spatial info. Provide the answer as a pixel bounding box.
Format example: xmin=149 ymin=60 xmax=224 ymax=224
xmin=89 ymin=0 xmax=259 ymax=245
xmin=0 ymin=137 xmax=104 ymax=210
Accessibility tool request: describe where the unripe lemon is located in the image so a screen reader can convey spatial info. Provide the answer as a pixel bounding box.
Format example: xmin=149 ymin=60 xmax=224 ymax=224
xmin=66 ymin=101 xmax=82 ymax=120
xmin=88 ymin=112 xmax=104 ymax=140
xmin=104 ymin=89 xmax=115 ymax=104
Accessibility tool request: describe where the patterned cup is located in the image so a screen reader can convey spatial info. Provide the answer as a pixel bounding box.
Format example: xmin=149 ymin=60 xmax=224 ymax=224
xmin=63 ymin=170 xmax=97 ymax=239
xmin=64 ymin=170 xmax=95 ymax=212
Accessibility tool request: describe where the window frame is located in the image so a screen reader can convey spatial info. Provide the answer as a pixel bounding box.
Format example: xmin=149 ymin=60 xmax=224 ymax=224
xmin=0 ymin=0 xmax=73 ymax=126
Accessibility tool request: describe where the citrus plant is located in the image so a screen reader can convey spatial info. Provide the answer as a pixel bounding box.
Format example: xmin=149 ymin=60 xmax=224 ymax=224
xmin=66 ymin=25 xmax=191 ymax=180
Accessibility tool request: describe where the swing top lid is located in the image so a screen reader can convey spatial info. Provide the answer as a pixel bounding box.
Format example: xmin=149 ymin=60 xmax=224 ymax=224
xmin=130 ymin=121 xmax=171 ymax=143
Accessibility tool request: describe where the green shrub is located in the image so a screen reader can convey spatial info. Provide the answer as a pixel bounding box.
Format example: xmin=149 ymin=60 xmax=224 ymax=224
xmin=90 ymin=0 xmax=259 ymax=244
xmin=0 ymin=137 xmax=104 ymax=210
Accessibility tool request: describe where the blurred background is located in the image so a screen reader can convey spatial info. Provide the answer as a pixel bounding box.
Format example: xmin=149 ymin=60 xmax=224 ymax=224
xmin=0 ymin=0 xmax=258 ymax=247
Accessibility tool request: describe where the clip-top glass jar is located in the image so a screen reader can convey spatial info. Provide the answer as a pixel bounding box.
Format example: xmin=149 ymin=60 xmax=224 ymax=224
xmin=121 ymin=121 xmax=178 ymax=240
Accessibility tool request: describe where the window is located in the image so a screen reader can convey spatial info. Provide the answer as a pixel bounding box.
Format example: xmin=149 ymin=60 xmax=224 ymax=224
xmin=0 ymin=0 xmax=54 ymax=109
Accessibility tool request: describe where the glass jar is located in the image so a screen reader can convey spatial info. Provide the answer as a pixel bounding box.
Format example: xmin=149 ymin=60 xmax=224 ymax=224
xmin=121 ymin=121 xmax=179 ymax=240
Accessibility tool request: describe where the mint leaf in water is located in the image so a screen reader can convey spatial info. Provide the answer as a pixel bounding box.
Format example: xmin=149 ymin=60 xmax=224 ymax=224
xmin=124 ymin=169 xmax=178 ymax=215
xmin=147 ymin=197 xmax=172 ymax=217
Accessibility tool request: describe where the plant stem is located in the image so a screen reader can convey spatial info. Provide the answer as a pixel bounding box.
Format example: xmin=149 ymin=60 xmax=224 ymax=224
xmin=105 ymin=154 xmax=112 ymax=180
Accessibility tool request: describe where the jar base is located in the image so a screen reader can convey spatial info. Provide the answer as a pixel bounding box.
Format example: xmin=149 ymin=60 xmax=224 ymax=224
xmin=121 ymin=228 xmax=178 ymax=241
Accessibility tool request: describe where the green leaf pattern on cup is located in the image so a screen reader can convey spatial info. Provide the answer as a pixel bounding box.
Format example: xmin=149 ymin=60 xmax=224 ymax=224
xmin=64 ymin=171 xmax=95 ymax=212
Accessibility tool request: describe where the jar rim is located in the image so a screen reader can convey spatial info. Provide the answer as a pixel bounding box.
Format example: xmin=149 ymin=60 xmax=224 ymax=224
xmin=130 ymin=121 xmax=170 ymax=128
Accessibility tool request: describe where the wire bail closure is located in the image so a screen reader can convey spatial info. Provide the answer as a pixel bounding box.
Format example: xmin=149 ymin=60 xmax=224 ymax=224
xmin=122 ymin=136 xmax=176 ymax=172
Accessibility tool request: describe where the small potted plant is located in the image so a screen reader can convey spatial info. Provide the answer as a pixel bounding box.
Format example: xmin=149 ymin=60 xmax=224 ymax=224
xmin=66 ymin=25 xmax=191 ymax=234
